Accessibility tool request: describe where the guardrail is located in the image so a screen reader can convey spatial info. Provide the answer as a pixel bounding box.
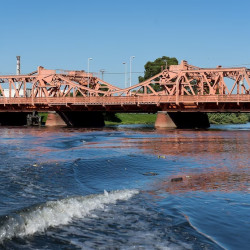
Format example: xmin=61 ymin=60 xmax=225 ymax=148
xmin=0 ymin=94 xmax=249 ymax=106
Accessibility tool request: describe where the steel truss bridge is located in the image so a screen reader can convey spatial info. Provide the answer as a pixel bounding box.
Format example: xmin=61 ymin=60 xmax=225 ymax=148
xmin=0 ymin=60 xmax=249 ymax=112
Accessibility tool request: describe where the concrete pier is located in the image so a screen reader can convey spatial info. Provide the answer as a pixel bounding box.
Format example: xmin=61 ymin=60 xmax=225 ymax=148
xmin=46 ymin=112 xmax=67 ymax=126
xmin=155 ymin=111 xmax=177 ymax=128
xmin=155 ymin=112 xmax=210 ymax=129
xmin=46 ymin=111 xmax=105 ymax=127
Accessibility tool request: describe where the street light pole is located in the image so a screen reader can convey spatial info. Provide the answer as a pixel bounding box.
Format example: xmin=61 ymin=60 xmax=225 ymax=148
xmin=129 ymin=56 xmax=135 ymax=88
xmin=100 ymin=69 xmax=105 ymax=80
xmin=123 ymin=62 xmax=127 ymax=88
xmin=87 ymin=58 xmax=93 ymax=96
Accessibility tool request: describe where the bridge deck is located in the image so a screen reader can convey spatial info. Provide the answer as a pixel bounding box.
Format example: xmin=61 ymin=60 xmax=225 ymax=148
xmin=0 ymin=95 xmax=249 ymax=112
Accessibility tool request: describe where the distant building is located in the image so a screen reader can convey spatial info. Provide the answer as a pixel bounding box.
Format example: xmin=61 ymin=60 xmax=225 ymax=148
xmin=1 ymin=89 xmax=32 ymax=97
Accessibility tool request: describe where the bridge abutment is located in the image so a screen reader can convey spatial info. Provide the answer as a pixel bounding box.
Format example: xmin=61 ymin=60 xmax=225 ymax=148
xmin=47 ymin=111 xmax=105 ymax=127
xmin=155 ymin=112 xmax=210 ymax=129
xmin=155 ymin=112 xmax=177 ymax=128
xmin=46 ymin=112 xmax=67 ymax=126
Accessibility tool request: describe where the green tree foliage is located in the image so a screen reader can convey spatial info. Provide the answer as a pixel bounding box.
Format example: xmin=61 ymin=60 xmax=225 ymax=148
xmin=103 ymin=112 xmax=122 ymax=123
xmin=247 ymin=113 xmax=250 ymax=122
xmin=208 ymin=113 xmax=249 ymax=124
xmin=138 ymin=56 xmax=178 ymax=83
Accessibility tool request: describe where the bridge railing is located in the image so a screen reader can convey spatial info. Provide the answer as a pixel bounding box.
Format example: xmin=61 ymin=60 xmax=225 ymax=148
xmin=0 ymin=94 xmax=249 ymax=106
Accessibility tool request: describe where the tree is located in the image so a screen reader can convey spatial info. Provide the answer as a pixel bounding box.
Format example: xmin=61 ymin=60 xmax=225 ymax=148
xmin=138 ymin=56 xmax=178 ymax=83
xmin=208 ymin=113 xmax=249 ymax=124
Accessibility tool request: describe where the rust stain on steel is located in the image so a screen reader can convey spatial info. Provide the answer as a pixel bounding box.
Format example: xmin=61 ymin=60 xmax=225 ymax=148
xmin=0 ymin=60 xmax=249 ymax=112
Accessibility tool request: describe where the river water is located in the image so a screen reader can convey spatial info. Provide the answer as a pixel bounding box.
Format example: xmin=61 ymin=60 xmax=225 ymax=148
xmin=0 ymin=123 xmax=249 ymax=249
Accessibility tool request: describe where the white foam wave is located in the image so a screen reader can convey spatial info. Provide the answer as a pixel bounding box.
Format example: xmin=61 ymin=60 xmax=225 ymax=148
xmin=0 ymin=189 xmax=138 ymax=242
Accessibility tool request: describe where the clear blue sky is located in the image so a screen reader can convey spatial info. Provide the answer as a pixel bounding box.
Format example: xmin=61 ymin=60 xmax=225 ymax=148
xmin=0 ymin=0 xmax=249 ymax=88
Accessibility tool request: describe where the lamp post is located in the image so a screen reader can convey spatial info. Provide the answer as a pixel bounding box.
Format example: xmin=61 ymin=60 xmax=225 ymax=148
xmin=16 ymin=56 xmax=21 ymax=90
xmin=122 ymin=62 xmax=127 ymax=88
xmin=100 ymin=69 xmax=105 ymax=80
xmin=16 ymin=56 xmax=21 ymax=75
xmin=129 ymin=56 xmax=135 ymax=88
xmin=87 ymin=58 xmax=93 ymax=96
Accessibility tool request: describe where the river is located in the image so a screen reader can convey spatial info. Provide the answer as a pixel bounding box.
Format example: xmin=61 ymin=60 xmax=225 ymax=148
xmin=0 ymin=123 xmax=249 ymax=249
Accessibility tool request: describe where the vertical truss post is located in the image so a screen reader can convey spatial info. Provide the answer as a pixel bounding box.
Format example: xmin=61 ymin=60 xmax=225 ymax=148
xmin=176 ymin=76 xmax=180 ymax=105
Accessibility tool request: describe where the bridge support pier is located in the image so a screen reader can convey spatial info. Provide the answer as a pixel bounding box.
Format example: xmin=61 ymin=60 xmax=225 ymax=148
xmin=155 ymin=112 xmax=177 ymax=128
xmin=46 ymin=112 xmax=67 ymax=126
xmin=45 ymin=111 xmax=105 ymax=127
xmin=155 ymin=111 xmax=210 ymax=129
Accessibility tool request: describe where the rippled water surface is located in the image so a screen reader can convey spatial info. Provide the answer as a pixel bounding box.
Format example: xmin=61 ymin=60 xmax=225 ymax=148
xmin=0 ymin=123 xmax=249 ymax=249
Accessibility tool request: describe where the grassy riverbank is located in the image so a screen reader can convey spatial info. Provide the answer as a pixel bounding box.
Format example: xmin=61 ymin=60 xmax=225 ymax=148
xmin=39 ymin=113 xmax=48 ymax=124
xmin=105 ymin=113 xmax=250 ymax=125
xmin=104 ymin=113 xmax=157 ymax=125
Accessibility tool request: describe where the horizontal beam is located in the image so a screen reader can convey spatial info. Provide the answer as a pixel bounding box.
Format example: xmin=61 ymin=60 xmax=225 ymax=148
xmin=0 ymin=95 xmax=249 ymax=112
xmin=0 ymin=95 xmax=249 ymax=105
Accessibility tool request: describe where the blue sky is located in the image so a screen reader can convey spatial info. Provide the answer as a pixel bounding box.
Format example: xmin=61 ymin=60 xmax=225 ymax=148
xmin=0 ymin=0 xmax=249 ymax=88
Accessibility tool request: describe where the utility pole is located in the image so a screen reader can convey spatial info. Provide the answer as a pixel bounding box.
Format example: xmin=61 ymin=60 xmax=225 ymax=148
xmin=129 ymin=56 xmax=135 ymax=87
xmin=87 ymin=58 xmax=93 ymax=96
xmin=16 ymin=56 xmax=20 ymax=75
xmin=122 ymin=62 xmax=127 ymax=88
xmin=100 ymin=69 xmax=105 ymax=80
xmin=16 ymin=56 xmax=21 ymax=94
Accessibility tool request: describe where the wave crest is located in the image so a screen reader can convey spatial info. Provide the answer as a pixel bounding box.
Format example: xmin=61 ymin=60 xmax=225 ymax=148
xmin=0 ymin=189 xmax=138 ymax=241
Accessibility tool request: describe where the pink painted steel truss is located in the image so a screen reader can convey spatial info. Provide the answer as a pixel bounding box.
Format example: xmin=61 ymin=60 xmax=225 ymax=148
xmin=0 ymin=61 xmax=249 ymax=112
